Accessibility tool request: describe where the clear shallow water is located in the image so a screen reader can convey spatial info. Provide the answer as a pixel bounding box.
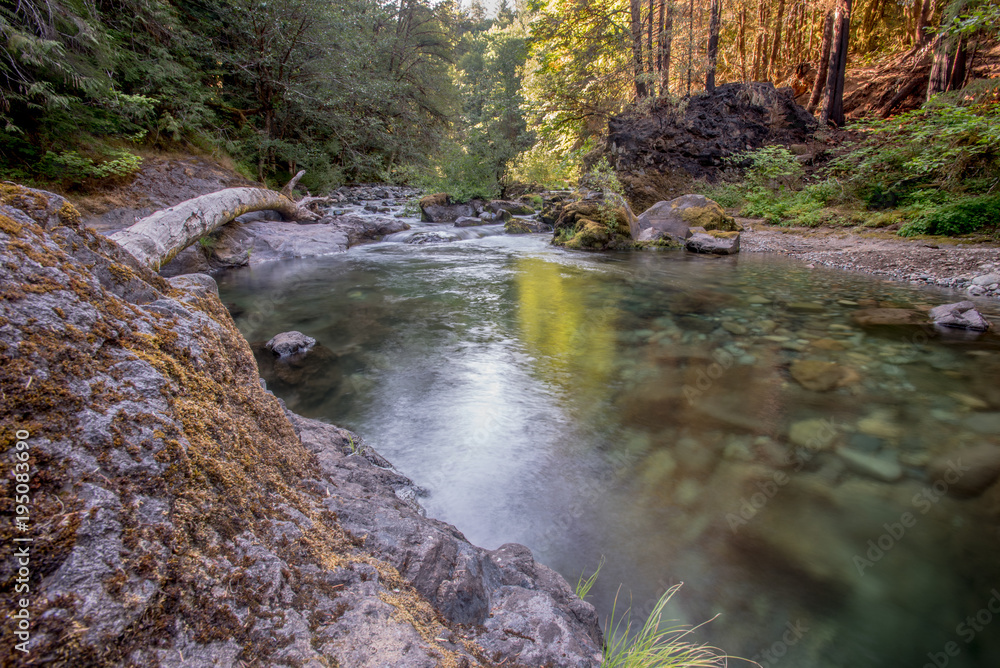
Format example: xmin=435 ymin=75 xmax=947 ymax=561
xmin=217 ymin=230 xmax=1000 ymax=668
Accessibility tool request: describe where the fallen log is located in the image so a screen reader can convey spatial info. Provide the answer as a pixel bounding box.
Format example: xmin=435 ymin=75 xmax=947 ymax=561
xmin=110 ymin=187 xmax=317 ymax=270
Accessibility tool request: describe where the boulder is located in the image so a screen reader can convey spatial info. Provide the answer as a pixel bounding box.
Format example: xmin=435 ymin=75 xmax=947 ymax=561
xmin=478 ymin=209 xmax=511 ymax=223
xmin=637 ymin=195 xmax=740 ymax=244
xmin=505 ymin=218 xmax=553 ymax=234
xmin=685 ymin=229 xmax=741 ymax=255
xmin=419 ymin=193 xmax=480 ymax=222
xmin=266 ymin=331 xmax=316 ymax=357
xmin=789 ymin=359 xmax=856 ymax=392
xmin=929 ymin=301 xmax=992 ymax=331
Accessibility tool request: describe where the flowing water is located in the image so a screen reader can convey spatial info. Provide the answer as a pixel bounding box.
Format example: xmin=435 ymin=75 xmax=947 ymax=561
xmin=217 ymin=221 xmax=1000 ymax=668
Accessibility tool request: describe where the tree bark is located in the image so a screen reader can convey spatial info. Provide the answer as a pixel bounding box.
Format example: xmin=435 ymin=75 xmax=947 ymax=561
xmin=630 ymin=0 xmax=649 ymax=98
xmin=915 ymin=0 xmax=933 ymax=46
xmin=687 ymin=0 xmax=695 ymax=94
xmin=110 ymin=188 xmax=317 ymax=270
xmin=659 ymin=0 xmax=674 ymax=94
xmin=808 ymin=10 xmax=834 ymax=113
xmin=927 ymin=34 xmax=967 ymax=99
xmin=768 ymin=0 xmax=786 ymax=80
xmin=820 ymin=0 xmax=851 ymax=127
xmin=706 ymin=0 xmax=721 ymax=91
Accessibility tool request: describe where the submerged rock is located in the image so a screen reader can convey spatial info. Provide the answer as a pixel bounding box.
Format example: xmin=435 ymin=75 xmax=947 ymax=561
xmin=836 ymin=447 xmax=903 ymax=482
xmin=790 ymin=359 xmax=856 ymax=391
xmin=929 ymin=301 xmax=992 ymax=331
xmin=927 ymin=444 xmax=1000 ymax=497
xmin=266 ymin=331 xmax=316 ymax=357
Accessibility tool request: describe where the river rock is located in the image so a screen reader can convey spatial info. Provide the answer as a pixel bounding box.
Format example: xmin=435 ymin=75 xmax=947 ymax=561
xmin=506 ymin=218 xmax=553 ymax=234
xmin=488 ymin=199 xmax=535 ymax=216
xmin=685 ymin=229 xmax=741 ymax=255
xmin=927 ymin=444 xmax=1000 ymax=497
xmin=323 ymin=214 xmax=410 ymax=246
xmin=963 ymin=412 xmax=1000 ymax=435
xmin=266 ymin=331 xmax=316 ymax=357
xmin=455 ymin=216 xmax=489 ymax=227
xmin=637 ymin=194 xmax=739 ymax=244
xmin=851 ymin=308 xmax=927 ymax=327
xmin=788 ymin=418 xmax=839 ymax=450
xmin=790 ymin=359 xmax=854 ymax=391
xmin=211 ymin=220 xmax=350 ymax=266
xmin=0 ymin=184 xmax=604 ymax=667
xmin=972 ymin=272 xmax=1000 ymax=286
xmin=418 ymin=193 xmax=479 ymax=222
xmin=929 ymin=301 xmax=992 ymax=331
xmin=836 ymin=447 xmax=903 ymax=482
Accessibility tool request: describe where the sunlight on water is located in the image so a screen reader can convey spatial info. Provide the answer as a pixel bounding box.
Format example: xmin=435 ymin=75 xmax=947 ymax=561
xmin=218 ymin=233 xmax=1000 ymax=668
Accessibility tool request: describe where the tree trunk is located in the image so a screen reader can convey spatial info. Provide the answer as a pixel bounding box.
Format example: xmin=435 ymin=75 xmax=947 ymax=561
xmin=915 ymin=0 xmax=933 ymax=46
xmin=768 ymin=0 xmax=786 ymax=80
xmin=687 ymin=0 xmax=695 ymax=94
xmin=630 ymin=0 xmax=648 ymax=98
xmin=808 ymin=9 xmax=834 ymax=113
xmin=660 ymin=0 xmax=674 ymax=94
xmin=110 ymin=188 xmax=316 ymax=270
xmin=738 ymin=5 xmax=748 ymax=80
xmin=707 ymin=0 xmax=721 ymax=91
xmin=753 ymin=0 xmax=770 ymax=80
xmin=820 ymin=0 xmax=851 ymax=127
xmin=927 ymin=34 xmax=967 ymax=99
xmin=647 ymin=0 xmax=655 ymax=81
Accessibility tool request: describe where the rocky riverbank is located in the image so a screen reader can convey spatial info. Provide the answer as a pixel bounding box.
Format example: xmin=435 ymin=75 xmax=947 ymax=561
xmin=0 ymin=185 xmax=603 ymax=667
xmin=740 ymin=221 xmax=1000 ymax=299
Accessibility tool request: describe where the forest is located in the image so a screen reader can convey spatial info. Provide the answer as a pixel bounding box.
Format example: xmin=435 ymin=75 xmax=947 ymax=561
xmin=1 ymin=0 xmax=999 ymax=227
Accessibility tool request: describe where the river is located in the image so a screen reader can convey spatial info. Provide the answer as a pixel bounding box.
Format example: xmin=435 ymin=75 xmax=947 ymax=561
xmin=217 ymin=220 xmax=1000 ymax=668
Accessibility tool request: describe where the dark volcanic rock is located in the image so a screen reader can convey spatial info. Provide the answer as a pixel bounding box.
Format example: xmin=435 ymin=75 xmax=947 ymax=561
xmin=607 ymin=82 xmax=818 ymax=206
xmin=0 ymin=184 xmax=603 ymax=667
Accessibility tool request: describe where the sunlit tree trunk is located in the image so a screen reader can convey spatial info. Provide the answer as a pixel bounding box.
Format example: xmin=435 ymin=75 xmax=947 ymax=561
xmin=738 ymin=5 xmax=748 ymax=80
xmin=687 ymin=0 xmax=694 ymax=94
xmin=820 ymin=0 xmax=852 ymax=127
xmin=768 ymin=0 xmax=786 ymax=80
xmin=706 ymin=0 xmax=721 ymax=91
xmin=753 ymin=0 xmax=770 ymax=80
xmin=915 ymin=0 xmax=934 ymax=46
xmin=928 ymin=33 xmax=967 ymax=99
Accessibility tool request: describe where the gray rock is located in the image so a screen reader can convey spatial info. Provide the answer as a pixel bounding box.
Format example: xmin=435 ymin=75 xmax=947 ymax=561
xmin=488 ymin=199 xmax=535 ymax=216
xmin=169 ymin=273 xmax=219 ymax=298
xmin=972 ymin=273 xmax=1000 ymax=286
xmin=685 ymin=230 xmax=741 ymax=254
xmin=505 ymin=218 xmax=553 ymax=234
xmin=836 ymin=447 xmax=903 ymax=482
xmin=455 ymin=216 xmax=489 ymax=227
xmin=929 ymin=301 xmax=992 ymax=331
xmin=266 ymin=331 xmax=316 ymax=357
xmin=637 ymin=195 xmax=740 ymax=242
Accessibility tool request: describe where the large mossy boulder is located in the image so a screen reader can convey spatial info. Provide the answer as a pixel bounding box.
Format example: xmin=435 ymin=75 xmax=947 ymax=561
xmin=637 ymin=194 xmax=740 ymax=243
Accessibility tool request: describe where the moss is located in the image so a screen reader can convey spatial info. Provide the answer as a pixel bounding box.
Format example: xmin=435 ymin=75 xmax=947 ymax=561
xmin=0 ymin=213 xmax=23 ymax=235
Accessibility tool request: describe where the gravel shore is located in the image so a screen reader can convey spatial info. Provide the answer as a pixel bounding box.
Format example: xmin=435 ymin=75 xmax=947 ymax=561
xmin=739 ymin=221 xmax=1000 ymax=299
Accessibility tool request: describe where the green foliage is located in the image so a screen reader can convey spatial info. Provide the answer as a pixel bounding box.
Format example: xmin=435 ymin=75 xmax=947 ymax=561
xmin=602 ymin=584 xmax=729 ymax=668
xmin=37 ymin=149 xmax=143 ymax=184
xmin=833 ymin=84 xmax=1000 ymax=207
xmin=899 ymin=194 xmax=1000 ymax=237
xmin=728 ymin=146 xmax=804 ymax=192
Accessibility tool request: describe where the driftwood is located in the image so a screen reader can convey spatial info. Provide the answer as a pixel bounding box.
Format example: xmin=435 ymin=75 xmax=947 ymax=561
xmin=110 ymin=187 xmax=317 ymax=270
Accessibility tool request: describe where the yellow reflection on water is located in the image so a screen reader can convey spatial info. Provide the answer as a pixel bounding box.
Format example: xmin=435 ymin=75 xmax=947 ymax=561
xmin=513 ymin=257 xmax=617 ymax=393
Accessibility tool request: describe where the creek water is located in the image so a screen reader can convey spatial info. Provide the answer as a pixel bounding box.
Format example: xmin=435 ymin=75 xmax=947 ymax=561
xmin=217 ymin=221 xmax=1000 ymax=668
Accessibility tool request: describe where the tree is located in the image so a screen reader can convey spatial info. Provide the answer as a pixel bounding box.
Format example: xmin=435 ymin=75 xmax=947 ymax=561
xmin=706 ymin=0 xmax=721 ymax=91
xmin=820 ymin=0 xmax=851 ymax=126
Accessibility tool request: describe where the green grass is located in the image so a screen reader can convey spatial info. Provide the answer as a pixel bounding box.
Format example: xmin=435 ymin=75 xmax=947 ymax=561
xmin=602 ymin=584 xmax=733 ymax=668
xmin=575 ymin=556 xmax=604 ymax=600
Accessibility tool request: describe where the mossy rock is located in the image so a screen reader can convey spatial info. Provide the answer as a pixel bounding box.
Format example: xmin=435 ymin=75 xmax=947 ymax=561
xmin=419 ymin=192 xmax=451 ymax=208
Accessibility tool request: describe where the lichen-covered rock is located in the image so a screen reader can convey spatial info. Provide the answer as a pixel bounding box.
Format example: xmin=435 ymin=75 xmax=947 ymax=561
xmin=638 ymin=195 xmax=739 ymax=243
xmin=0 ymin=184 xmax=603 ymax=667
xmin=265 ymin=331 xmax=316 ymax=357
xmin=487 ymin=200 xmax=535 ymax=216
xmin=504 ymin=218 xmax=553 ymax=234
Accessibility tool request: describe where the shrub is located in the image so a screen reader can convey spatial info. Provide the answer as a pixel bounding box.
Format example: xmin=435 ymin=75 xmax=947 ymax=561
xmin=728 ymin=146 xmax=804 ymax=192
xmin=899 ymin=193 xmax=1000 ymax=237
